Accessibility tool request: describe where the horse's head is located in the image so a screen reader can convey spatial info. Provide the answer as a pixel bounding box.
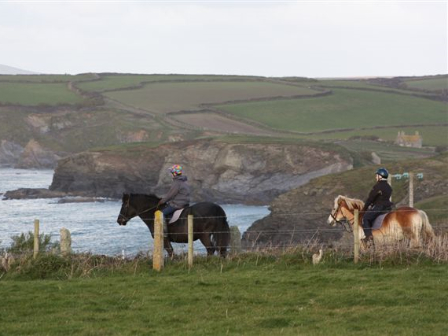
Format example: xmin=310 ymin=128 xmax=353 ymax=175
xmin=327 ymin=195 xmax=364 ymax=227
xmin=117 ymin=193 xmax=160 ymax=226
xmin=327 ymin=195 xmax=345 ymax=227
xmin=117 ymin=194 xmax=137 ymax=226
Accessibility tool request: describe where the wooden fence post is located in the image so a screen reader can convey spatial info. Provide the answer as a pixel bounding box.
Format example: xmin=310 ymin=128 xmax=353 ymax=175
xmin=409 ymin=172 xmax=414 ymax=207
xmin=230 ymin=226 xmax=242 ymax=255
xmin=60 ymin=228 xmax=72 ymax=256
xmin=353 ymin=210 xmax=359 ymax=264
xmin=153 ymin=211 xmax=164 ymax=271
xmin=188 ymin=215 xmax=194 ymax=268
xmin=33 ymin=219 xmax=39 ymax=259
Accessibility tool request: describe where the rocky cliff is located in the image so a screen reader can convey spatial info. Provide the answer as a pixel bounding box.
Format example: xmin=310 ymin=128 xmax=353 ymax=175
xmin=0 ymin=140 xmax=23 ymax=167
xmin=0 ymin=139 xmax=61 ymax=168
xmin=242 ymin=154 xmax=448 ymax=247
xmin=48 ymin=139 xmax=353 ymax=204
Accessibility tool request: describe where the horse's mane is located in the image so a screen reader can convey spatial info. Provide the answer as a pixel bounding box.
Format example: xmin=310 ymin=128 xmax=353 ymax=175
xmin=334 ymin=195 xmax=364 ymax=210
xmin=126 ymin=193 xmax=160 ymax=202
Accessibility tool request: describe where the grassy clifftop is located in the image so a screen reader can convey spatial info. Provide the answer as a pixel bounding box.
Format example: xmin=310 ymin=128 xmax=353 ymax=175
xmin=0 ymin=73 xmax=445 ymax=165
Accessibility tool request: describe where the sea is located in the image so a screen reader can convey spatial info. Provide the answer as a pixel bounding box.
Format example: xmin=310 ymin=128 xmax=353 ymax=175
xmin=0 ymin=168 xmax=269 ymax=256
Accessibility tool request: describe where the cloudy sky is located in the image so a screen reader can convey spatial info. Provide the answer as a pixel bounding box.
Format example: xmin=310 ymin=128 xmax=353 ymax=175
xmin=1 ymin=1 xmax=447 ymax=77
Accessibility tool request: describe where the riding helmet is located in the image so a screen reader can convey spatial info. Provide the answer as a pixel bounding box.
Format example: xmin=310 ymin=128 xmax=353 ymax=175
xmin=376 ymin=167 xmax=389 ymax=179
xmin=169 ymin=164 xmax=183 ymax=176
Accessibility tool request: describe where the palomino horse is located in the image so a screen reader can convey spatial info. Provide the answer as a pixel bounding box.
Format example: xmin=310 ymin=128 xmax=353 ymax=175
xmin=117 ymin=194 xmax=230 ymax=257
xmin=327 ymin=195 xmax=435 ymax=249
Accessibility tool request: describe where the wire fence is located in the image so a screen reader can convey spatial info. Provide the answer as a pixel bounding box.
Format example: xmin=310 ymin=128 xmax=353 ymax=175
xmin=2 ymin=207 xmax=448 ymax=264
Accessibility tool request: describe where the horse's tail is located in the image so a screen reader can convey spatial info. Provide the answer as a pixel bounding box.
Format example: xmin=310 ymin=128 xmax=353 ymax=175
xmin=211 ymin=217 xmax=230 ymax=258
xmin=418 ymin=210 xmax=435 ymax=243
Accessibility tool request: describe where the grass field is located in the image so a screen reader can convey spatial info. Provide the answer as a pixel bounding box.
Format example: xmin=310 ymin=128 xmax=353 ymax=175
xmin=296 ymin=125 xmax=448 ymax=147
xmin=317 ymin=79 xmax=439 ymax=97
xmin=403 ymin=76 xmax=448 ymax=91
xmin=0 ymin=74 xmax=96 ymax=83
xmin=1 ymin=255 xmax=447 ymax=336
xmin=218 ymin=88 xmax=447 ymax=133
xmin=47 ymin=109 xmax=166 ymax=152
xmin=0 ymin=106 xmax=170 ymax=152
xmin=77 ymin=74 xmax=263 ymax=92
xmin=317 ymin=79 xmax=387 ymax=89
xmin=336 ymin=140 xmax=437 ymax=162
xmin=105 ymin=81 xmax=319 ymax=114
xmin=0 ymin=82 xmax=85 ymax=106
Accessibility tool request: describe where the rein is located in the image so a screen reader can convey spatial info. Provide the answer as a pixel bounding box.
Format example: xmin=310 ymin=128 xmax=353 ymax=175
xmin=330 ymin=205 xmax=355 ymax=233
xmin=119 ymin=197 xmax=159 ymax=222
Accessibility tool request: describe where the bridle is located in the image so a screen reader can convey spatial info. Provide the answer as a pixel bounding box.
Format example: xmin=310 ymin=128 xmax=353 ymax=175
xmin=118 ymin=196 xmax=159 ymax=222
xmin=330 ymin=203 xmax=354 ymax=233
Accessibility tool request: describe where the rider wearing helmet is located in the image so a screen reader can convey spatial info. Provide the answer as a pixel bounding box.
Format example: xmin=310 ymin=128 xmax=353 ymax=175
xmin=362 ymin=168 xmax=394 ymax=244
xmin=158 ymin=165 xmax=191 ymax=219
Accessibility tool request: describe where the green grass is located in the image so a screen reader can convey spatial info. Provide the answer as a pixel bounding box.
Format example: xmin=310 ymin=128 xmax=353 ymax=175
xmin=77 ymin=74 xmax=264 ymax=92
xmin=336 ymin=140 xmax=436 ymax=162
xmin=0 ymin=107 xmax=171 ymax=153
xmin=0 ymin=74 xmax=96 ymax=83
xmin=105 ymin=81 xmax=318 ymax=114
xmin=297 ymin=125 xmax=448 ymax=147
xmin=317 ymin=79 xmax=387 ymax=90
xmin=404 ymin=76 xmax=448 ymax=91
xmin=218 ymin=88 xmax=447 ymax=133
xmin=317 ymin=79 xmax=438 ymax=97
xmin=1 ymin=256 xmax=447 ymax=336
xmin=0 ymin=82 xmax=85 ymax=106
xmin=301 ymin=153 xmax=448 ymax=205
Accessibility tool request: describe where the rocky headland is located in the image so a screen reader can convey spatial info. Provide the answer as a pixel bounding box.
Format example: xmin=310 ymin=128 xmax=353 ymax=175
xmin=5 ymin=139 xmax=353 ymax=204
xmin=0 ymin=139 xmax=62 ymax=169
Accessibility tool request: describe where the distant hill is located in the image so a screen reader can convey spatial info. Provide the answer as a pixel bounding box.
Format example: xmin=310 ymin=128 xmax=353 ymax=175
xmin=0 ymin=64 xmax=37 ymax=75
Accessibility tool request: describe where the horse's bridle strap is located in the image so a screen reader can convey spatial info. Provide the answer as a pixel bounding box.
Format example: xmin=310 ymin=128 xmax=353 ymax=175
xmin=331 ymin=206 xmax=354 ymax=233
xmin=120 ymin=202 xmax=159 ymax=222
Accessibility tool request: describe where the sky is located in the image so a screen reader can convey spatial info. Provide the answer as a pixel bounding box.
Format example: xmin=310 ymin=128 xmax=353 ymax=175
xmin=1 ymin=0 xmax=447 ymax=78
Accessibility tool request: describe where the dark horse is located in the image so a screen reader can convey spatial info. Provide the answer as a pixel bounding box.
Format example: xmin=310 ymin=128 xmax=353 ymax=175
xmin=116 ymin=194 xmax=230 ymax=257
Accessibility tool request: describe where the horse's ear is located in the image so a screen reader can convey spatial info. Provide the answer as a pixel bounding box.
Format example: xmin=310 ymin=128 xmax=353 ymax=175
xmin=334 ymin=195 xmax=343 ymax=207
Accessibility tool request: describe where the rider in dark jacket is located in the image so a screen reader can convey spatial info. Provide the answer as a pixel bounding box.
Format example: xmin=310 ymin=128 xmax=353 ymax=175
xmin=362 ymin=168 xmax=393 ymax=243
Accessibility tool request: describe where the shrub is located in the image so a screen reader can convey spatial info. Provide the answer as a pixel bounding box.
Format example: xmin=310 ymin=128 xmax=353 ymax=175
xmin=15 ymin=254 xmax=70 ymax=279
xmin=7 ymin=231 xmax=59 ymax=255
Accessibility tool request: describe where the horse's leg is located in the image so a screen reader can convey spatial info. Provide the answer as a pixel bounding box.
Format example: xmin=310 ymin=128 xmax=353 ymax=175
xmin=164 ymin=238 xmax=174 ymax=258
xmin=199 ymin=233 xmax=216 ymax=256
xmin=219 ymin=246 xmax=228 ymax=258
xmin=409 ymin=217 xmax=422 ymax=249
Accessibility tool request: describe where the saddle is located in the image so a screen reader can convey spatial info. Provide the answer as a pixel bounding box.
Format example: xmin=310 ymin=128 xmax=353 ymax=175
xmin=372 ymin=213 xmax=388 ymax=230
xmin=168 ymin=208 xmax=184 ymax=224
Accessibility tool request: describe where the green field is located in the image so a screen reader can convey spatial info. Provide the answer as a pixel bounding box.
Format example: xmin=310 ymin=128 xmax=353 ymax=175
xmin=77 ymin=74 xmax=264 ymax=92
xmin=295 ymin=126 xmax=447 ymax=148
xmin=404 ymin=76 xmax=448 ymax=91
xmin=0 ymin=107 xmax=171 ymax=152
xmin=0 ymin=82 xmax=85 ymax=106
xmin=1 ymin=256 xmax=447 ymax=336
xmin=218 ymin=88 xmax=447 ymax=133
xmin=0 ymin=74 xmax=96 ymax=83
xmin=317 ymin=79 xmax=387 ymax=90
xmin=105 ymin=81 xmax=319 ymax=114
